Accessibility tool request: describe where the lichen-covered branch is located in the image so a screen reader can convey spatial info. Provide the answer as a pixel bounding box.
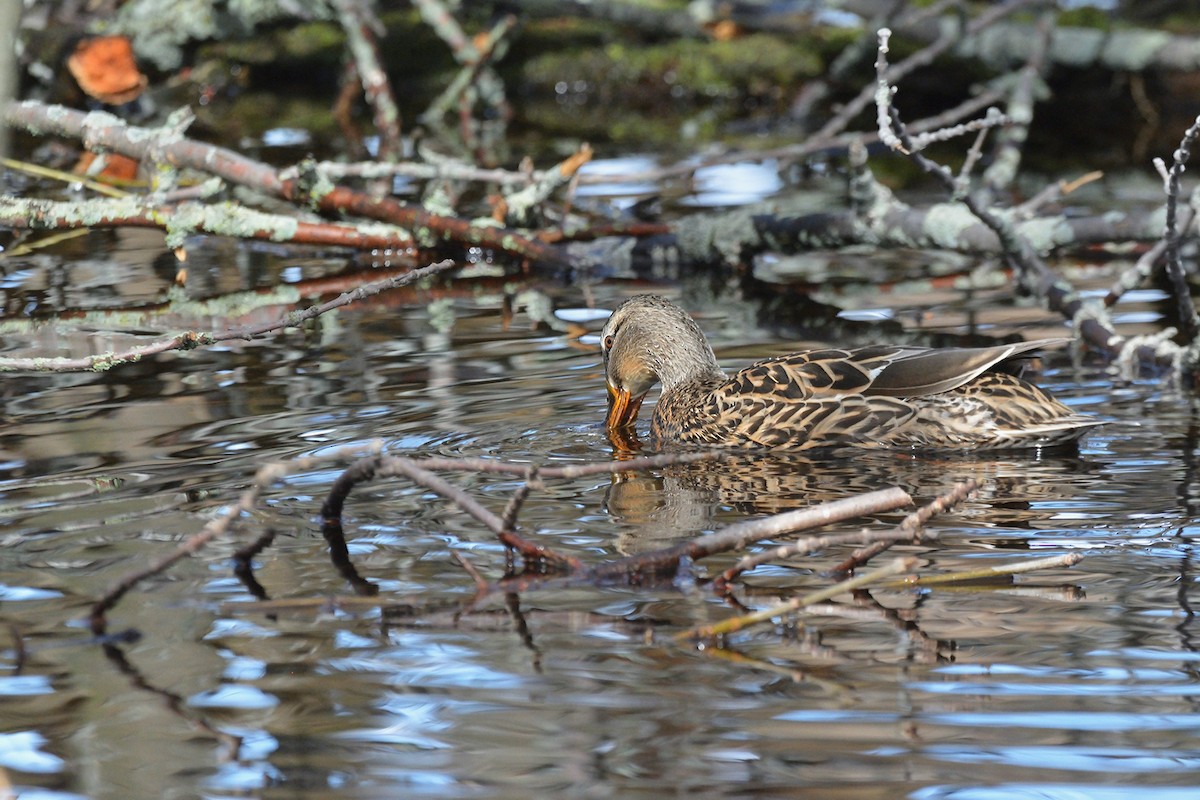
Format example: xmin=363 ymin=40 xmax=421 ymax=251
xmin=3 ymin=101 xmax=567 ymax=266
xmin=0 ymin=194 xmax=415 ymax=251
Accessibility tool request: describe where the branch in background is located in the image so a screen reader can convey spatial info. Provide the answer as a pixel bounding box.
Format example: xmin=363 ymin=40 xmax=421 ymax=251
xmin=3 ymin=102 xmax=567 ymax=266
xmin=500 ymin=143 xmax=592 ymax=226
xmin=333 ymin=0 xmax=403 ymax=161
xmin=1154 ymin=115 xmax=1200 ymax=344
xmin=420 ymin=14 xmax=519 ymax=127
xmin=872 ymin=27 xmax=1197 ymax=378
xmin=0 ymin=259 xmax=457 ymax=373
xmin=0 ymin=195 xmax=416 ymax=252
xmin=814 ymin=0 xmax=1038 ymax=144
xmin=412 ymin=0 xmax=479 ymax=62
xmin=981 ymin=8 xmax=1056 ymax=194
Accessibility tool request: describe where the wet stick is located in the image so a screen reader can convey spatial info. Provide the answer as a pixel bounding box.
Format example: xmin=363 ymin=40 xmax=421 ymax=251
xmin=880 ymin=552 xmax=1084 ymax=588
xmin=678 ymin=556 xmax=918 ymax=642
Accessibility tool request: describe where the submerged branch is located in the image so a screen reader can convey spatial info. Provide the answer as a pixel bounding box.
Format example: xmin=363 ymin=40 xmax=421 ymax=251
xmin=679 ymin=557 xmax=919 ymax=641
xmin=89 ymin=442 xmax=384 ymax=635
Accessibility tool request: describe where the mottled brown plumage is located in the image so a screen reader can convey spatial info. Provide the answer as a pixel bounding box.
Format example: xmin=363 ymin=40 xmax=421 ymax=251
xmin=600 ymin=295 xmax=1099 ymax=450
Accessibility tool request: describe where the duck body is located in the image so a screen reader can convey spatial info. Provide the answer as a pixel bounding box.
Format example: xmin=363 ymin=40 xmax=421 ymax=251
xmin=601 ymin=295 xmax=1099 ymax=451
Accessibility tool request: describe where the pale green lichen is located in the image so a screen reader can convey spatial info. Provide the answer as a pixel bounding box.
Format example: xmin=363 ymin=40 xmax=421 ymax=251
xmin=114 ymin=0 xmax=336 ymax=70
xmin=166 ymin=282 xmax=302 ymax=319
xmin=164 ymin=201 xmax=299 ymax=249
xmin=426 ymin=297 xmax=456 ymax=335
xmin=920 ymin=203 xmax=977 ymax=249
xmin=1014 ymin=216 xmax=1079 ymax=254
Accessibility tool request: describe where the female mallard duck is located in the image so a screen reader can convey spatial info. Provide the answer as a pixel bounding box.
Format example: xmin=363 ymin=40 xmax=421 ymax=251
xmin=601 ymin=295 xmax=1098 ymax=450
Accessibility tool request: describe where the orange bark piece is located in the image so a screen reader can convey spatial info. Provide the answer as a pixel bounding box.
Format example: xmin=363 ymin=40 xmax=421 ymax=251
xmin=67 ymin=36 xmax=148 ymax=105
xmin=74 ymin=151 xmax=141 ymax=182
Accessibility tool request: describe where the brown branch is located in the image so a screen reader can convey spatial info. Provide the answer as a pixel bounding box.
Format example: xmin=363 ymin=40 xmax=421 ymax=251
xmin=587 ymin=486 xmax=913 ymax=586
xmin=826 ymin=479 xmax=978 ymax=577
xmin=231 ymin=528 xmax=279 ymax=602
xmin=333 ymin=0 xmax=403 ymax=161
xmin=321 ymin=454 xmax=583 ymax=573
xmin=89 ymin=443 xmax=382 ymax=635
xmin=0 ymin=195 xmax=416 ymax=251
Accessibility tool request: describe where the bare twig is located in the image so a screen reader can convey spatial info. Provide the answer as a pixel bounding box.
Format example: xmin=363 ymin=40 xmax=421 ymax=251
xmin=89 ymin=442 xmax=383 ymax=635
xmin=452 ymin=551 xmax=489 ymax=592
xmin=322 ymin=454 xmax=583 ymax=572
xmin=678 ymin=557 xmax=918 ymax=641
xmin=816 ymin=0 xmax=1037 ymax=143
xmin=333 ymin=0 xmax=403 ymax=161
xmin=827 ymin=480 xmax=978 ymax=577
xmin=686 ymin=487 xmax=912 ymax=560
xmin=881 ymin=552 xmax=1083 ymax=587
xmin=420 ymin=14 xmax=519 ymax=126
xmin=1158 ymin=115 xmax=1200 ymax=344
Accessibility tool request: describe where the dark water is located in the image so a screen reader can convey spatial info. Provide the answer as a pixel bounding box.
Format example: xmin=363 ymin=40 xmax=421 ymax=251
xmin=3 ymin=193 xmax=1200 ymax=799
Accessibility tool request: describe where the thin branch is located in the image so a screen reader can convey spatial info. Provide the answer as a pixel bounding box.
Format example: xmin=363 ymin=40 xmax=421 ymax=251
xmin=827 ymin=479 xmax=978 ymax=577
xmin=678 ymin=557 xmax=919 ymax=641
xmin=89 ymin=443 xmax=383 ymax=635
xmin=333 ymin=0 xmax=403 ymax=161
xmin=815 ymin=0 xmax=1038 ymax=143
xmin=880 ymin=552 xmax=1083 ymax=587
xmin=685 ymin=487 xmax=912 ymax=561
xmin=420 ymin=14 xmax=519 ymax=126
xmin=1160 ymin=115 xmax=1200 ymax=344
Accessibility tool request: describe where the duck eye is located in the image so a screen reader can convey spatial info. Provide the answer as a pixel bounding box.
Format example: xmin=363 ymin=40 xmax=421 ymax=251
xmin=603 ymin=334 xmax=614 ymax=352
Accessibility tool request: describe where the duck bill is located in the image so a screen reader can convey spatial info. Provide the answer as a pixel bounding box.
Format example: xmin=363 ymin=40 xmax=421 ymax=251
xmin=606 ymin=384 xmax=646 ymax=432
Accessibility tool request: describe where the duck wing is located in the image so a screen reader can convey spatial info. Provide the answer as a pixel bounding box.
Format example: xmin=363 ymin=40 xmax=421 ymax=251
xmin=701 ymin=349 xmax=918 ymax=448
xmin=721 ymin=338 xmax=1069 ymax=402
xmin=863 ymin=338 xmax=1069 ymax=398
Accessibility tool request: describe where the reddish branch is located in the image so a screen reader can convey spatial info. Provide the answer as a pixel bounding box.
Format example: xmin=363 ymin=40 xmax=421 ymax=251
xmin=4 ymin=101 xmax=567 ymax=266
xmin=319 ymin=451 xmax=728 ymax=578
xmin=333 ymin=0 xmax=403 ymax=161
xmin=0 ymin=196 xmax=416 ymax=251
